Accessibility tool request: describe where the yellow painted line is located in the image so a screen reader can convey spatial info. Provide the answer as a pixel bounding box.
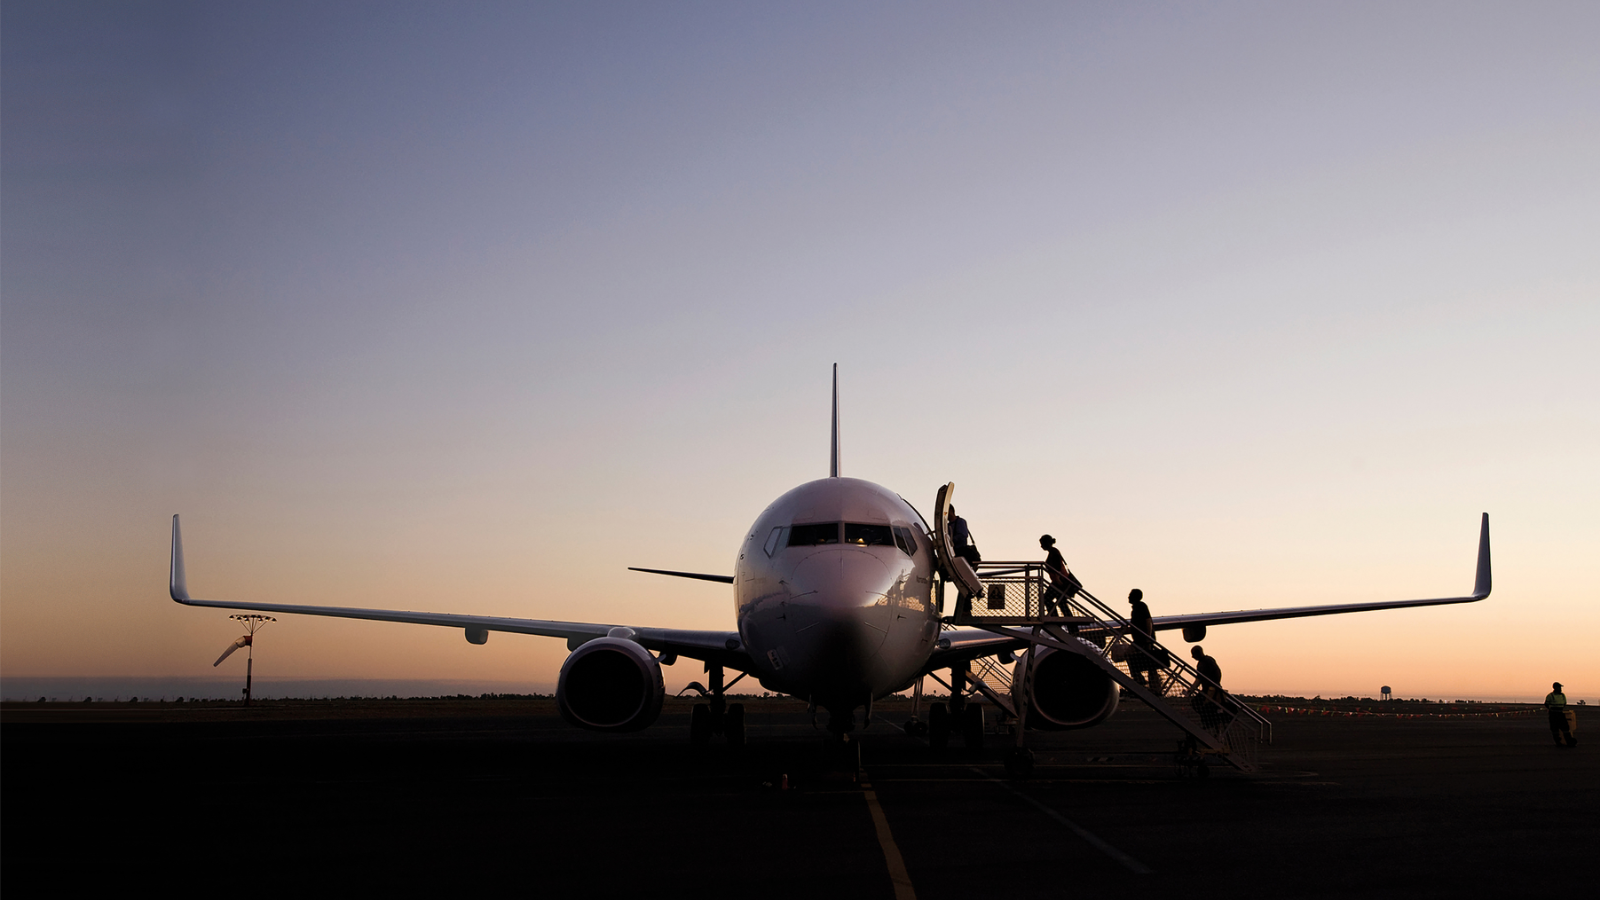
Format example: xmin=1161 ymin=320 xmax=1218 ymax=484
xmin=860 ymin=780 xmax=917 ymax=900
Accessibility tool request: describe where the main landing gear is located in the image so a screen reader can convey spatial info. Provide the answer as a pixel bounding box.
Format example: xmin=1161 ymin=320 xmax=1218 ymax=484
xmin=687 ymin=663 xmax=745 ymax=750
xmin=902 ymin=676 xmax=929 ymax=737
xmin=925 ymin=700 xmax=986 ymax=751
xmin=924 ymin=664 xmax=986 ymax=752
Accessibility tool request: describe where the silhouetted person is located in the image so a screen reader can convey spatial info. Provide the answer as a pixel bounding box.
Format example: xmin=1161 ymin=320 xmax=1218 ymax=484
xmin=1127 ymin=588 xmax=1162 ymax=692
xmin=1039 ymin=535 xmax=1072 ymax=617
xmin=1546 ymin=681 xmax=1576 ymax=747
xmin=1190 ymin=645 xmax=1230 ymax=732
xmin=946 ymin=506 xmax=982 ymax=619
xmin=949 ymin=506 xmax=980 ymax=570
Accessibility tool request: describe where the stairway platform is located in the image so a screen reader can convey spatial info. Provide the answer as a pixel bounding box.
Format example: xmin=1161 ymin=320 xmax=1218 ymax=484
xmin=944 ymin=614 xmax=1095 ymax=627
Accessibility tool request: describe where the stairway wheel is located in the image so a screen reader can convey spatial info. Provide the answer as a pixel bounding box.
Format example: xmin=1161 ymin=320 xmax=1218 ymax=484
xmin=1004 ymin=748 xmax=1034 ymax=779
xmin=962 ymin=705 xmax=985 ymax=751
xmin=724 ymin=703 xmax=746 ymax=750
xmin=690 ymin=703 xmax=712 ymax=749
xmin=928 ymin=702 xmax=950 ymax=751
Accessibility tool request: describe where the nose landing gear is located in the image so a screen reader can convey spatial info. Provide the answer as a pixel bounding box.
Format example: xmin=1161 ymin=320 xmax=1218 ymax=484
xmin=902 ymin=676 xmax=929 ymax=737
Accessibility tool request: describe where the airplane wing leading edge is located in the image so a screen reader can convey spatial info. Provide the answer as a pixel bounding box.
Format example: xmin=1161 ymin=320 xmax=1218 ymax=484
xmin=927 ymin=513 xmax=1492 ymax=668
xmin=172 ymin=512 xmax=1490 ymax=676
xmin=168 ymin=515 xmax=750 ymax=669
xmin=1150 ymin=512 xmax=1491 ymax=632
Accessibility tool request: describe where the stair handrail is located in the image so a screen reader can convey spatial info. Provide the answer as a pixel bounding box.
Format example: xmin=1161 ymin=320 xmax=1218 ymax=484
xmin=973 ymin=560 xmax=1268 ymax=740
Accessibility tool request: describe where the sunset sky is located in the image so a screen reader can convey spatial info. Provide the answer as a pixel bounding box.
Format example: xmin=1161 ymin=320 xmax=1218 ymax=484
xmin=4 ymin=1 xmax=1596 ymax=702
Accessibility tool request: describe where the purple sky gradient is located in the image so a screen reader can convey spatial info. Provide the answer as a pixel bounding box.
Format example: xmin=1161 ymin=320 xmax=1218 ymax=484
xmin=4 ymin=1 xmax=1597 ymax=701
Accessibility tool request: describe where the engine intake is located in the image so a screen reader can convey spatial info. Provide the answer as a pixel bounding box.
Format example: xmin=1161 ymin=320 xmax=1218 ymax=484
xmin=557 ymin=637 xmax=665 ymax=731
xmin=1013 ymin=644 xmax=1119 ymax=730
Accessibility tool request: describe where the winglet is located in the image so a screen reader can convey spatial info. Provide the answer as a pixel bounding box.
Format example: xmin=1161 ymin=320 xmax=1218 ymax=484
xmin=170 ymin=514 xmax=190 ymax=603
xmin=829 ymin=363 xmax=840 ymax=478
xmin=1473 ymin=512 xmax=1491 ymax=599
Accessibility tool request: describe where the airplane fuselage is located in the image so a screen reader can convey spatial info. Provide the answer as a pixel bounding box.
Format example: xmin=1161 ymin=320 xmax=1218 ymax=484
xmin=732 ymin=477 xmax=942 ymax=722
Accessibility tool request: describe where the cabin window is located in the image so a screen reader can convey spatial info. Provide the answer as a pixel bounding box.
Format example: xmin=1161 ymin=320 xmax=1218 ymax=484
xmin=787 ymin=523 xmax=841 ymax=546
xmin=763 ymin=527 xmax=788 ymax=557
xmin=893 ymin=526 xmax=918 ymax=556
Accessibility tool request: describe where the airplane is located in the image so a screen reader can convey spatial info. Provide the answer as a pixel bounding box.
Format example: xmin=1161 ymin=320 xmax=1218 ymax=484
xmin=170 ymin=365 xmax=1492 ymax=754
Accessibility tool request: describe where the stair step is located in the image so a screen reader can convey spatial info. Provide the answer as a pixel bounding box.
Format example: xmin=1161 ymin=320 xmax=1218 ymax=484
xmin=969 ymin=566 xmax=1271 ymax=773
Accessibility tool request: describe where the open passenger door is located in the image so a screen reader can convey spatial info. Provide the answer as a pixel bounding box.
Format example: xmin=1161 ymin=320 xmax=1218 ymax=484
xmin=933 ymin=482 xmax=984 ymax=600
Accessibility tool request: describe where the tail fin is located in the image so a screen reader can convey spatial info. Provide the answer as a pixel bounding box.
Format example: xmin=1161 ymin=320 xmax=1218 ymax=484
xmin=829 ymin=363 xmax=841 ymax=478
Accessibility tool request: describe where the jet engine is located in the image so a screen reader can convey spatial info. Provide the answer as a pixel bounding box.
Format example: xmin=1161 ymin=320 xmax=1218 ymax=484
xmin=1013 ymin=644 xmax=1119 ymax=730
xmin=556 ymin=637 xmax=665 ymax=732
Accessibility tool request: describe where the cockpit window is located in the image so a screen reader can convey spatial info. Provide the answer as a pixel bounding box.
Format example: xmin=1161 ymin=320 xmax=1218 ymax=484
xmin=787 ymin=523 xmax=841 ymax=546
xmin=893 ymin=526 xmax=918 ymax=556
xmin=845 ymin=523 xmax=895 ymax=547
xmin=763 ymin=526 xmax=788 ymax=557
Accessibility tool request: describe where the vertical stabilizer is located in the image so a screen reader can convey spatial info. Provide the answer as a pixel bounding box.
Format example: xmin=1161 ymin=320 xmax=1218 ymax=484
xmin=829 ymin=364 xmax=840 ymax=477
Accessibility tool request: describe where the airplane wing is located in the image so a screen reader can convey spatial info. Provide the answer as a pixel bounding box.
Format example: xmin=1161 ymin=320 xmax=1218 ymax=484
xmin=168 ymin=515 xmax=751 ymax=670
xmin=1150 ymin=512 xmax=1491 ymax=633
xmin=925 ymin=513 xmax=1491 ymax=667
xmin=922 ymin=628 xmax=1029 ymax=672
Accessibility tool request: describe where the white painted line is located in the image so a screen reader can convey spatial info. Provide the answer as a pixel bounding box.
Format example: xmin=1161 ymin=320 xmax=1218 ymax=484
xmin=971 ymin=768 xmax=1153 ymax=875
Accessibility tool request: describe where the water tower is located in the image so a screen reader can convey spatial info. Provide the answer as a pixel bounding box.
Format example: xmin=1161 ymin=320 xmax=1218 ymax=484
xmin=1381 ymin=685 xmax=1392 ymax=702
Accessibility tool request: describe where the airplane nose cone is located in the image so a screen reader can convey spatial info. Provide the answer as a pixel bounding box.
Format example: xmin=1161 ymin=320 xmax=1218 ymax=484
xmin=791 ymin=549 xmax=893 ymax=610
xmin=782 ymin=549 xmax=897 ymax=694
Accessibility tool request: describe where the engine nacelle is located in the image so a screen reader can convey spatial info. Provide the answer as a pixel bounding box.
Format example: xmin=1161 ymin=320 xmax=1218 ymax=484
xmin=1013 ymin=644 xmax=1119 ymax=730
xmin=556 ymin=637 xmax=665 ymax=732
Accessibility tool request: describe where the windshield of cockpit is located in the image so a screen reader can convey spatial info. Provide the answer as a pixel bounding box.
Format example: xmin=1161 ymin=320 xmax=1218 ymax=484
xmin=764 ymin=522 xmax=918 ymax=557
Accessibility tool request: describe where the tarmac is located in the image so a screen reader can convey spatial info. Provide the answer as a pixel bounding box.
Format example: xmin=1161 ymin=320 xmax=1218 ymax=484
xmin=3 ymin=696 xmax=1593 ymax=897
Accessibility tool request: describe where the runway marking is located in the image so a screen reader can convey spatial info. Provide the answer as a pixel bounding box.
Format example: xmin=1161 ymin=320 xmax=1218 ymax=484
xmin=969 ymin=768 xmax=1153 ymax=875
xmin=872 ymin=777 xmax=1166 ymax=785
xmin=859 ymin=779 xmax=917 ymax=900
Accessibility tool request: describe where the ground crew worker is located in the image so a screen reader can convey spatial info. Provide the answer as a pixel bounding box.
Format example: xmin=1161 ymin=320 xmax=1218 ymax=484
xmin=1545 ymin=682 xmax=1576 ymax=747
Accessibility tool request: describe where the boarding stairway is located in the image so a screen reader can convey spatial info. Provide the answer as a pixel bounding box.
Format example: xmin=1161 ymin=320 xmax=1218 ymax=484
xmin=928 ymin=482 xmax=1270 ymax=774
xmin=948 ymin=560 xmax=1272 ymax=774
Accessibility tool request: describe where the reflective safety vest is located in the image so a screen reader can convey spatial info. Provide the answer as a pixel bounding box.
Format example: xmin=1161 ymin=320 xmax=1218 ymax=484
xmin=1545 ymin=691 xmax=1567 ymax=708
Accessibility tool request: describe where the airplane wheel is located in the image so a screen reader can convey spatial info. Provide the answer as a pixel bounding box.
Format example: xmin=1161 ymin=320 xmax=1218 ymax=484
xmin=928 ymin=702 xmax=950 ymax=751
xmin=725 ymin=703 xmax=746 ymax=750
xmin=690 ymin=703 xmax=712 ymax=749
xmin=962 ymin=705 xmax=985 ymax=751
xmin=903 ymin=718 xmax=927 ymax=737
